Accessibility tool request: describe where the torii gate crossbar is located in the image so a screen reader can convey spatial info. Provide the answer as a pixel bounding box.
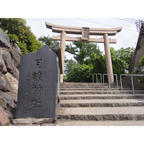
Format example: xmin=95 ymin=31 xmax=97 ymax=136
xmin=45 ymin=22 xmax=122 ymax=84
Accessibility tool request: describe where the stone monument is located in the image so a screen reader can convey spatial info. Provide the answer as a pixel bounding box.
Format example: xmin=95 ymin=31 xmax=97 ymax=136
xmin=16 ymin=46 xmax=57 ymax=119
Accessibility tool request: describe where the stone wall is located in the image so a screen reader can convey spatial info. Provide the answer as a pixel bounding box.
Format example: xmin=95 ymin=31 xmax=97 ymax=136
xmin=130 ymin=23 xmax=144 ymax=72
xmin=0 ymin=29 xmax=21 ymax=125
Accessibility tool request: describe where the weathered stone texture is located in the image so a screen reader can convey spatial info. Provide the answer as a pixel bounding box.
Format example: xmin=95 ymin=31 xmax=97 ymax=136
xmin=9 ymin=44 xmax=21 ymax=68
xmin=0 ymin=75 xmax=11 ymax=91
xmin=0 ymin=29 xmax=10 ymax=48
xmin=12 ymin=118 xmax=56 ymax=126
xmin=0 ymin=28 xmax=21 ymax=125
xmin=0 ymin=106 xmax=10 ymax=125
xmin=5 ymin=73 xmax=18 ymax=98
xmin=0 ymin=54 xmax=7 ymax=73
xmin=16 ymin=46 xmax=57 ymax=119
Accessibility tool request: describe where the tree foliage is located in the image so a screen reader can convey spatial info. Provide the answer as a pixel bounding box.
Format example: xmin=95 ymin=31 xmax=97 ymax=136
xmin=139 ymin=55 xmax=144 ymax=67
xmin=38 ymin=36 xmax=60 ymax=49
xmin=0 ymin=18 xmax=42 ymax=54
xmin=65 ymin=41 xmax=134 ymax=82
xmin=139 ymin=55 xmax=144 ymax=72
xmin=111 ymin=47 xmax=134 ymax=75
xmin=66 ymin=62 xmax=93 ymax=82
xmin=66 ymin=42 xmax=103 ymax=64
xmin=65 ymin=42 xmax=106 ymax=81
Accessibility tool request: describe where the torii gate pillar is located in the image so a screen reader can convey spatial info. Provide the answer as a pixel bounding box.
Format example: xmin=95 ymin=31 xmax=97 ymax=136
xmin=45 ymin=22 xmax=122 ymax=84
xmin=60 ymin=31 xmax=66 ymax=83
xmin=104 ymin=33 xmax=114 ymax=84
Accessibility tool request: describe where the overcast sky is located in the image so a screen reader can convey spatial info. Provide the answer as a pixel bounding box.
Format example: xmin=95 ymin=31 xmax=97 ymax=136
xmin=25 ymin=18 xmax=139 ymax=59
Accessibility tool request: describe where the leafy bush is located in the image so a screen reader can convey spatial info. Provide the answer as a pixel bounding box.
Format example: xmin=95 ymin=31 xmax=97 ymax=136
xmin=66 ymin=63 xmax=93 ymax=82
xmin=65 ymin=41 xmax=134 ymax=82
xmin=8 ymin=34 xmax=18 ymax=43
xmin=139 ymin=55 xmax=144 ymax=67
xmin=0 ymin=18 xmax=42 ymax=54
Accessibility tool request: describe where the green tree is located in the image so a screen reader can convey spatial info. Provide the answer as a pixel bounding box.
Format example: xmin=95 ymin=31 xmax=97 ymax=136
xmin=38 ymin=36 xmax=60 ymax=49
xmin=139 ymin=55 xmax=144 ymax=72
xmin=65 ymin=42 xmax=106 ymax=82
xmin=65 ymin=41 xmax=134 ymax=82
xmin=139 ymin=55 xmax=144 ymax=67
xmin=0 ymin=18 xmax=42 ymax=54
xmin=64 ymin=59 xmax=77 ymax=74
xmin=66 ymin=62 xmax=93 ymax=82
xmin=111 ymin=47 xmax=134 ymax=75
xmin=66 ymin=41 xmax=103 ymax=64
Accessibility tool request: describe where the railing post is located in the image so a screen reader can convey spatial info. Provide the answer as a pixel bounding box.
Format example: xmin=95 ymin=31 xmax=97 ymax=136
xmin=96 ymin=74 xmax=98 ymax=83
xmin=103 ymin=74 xmax=105 ymax=83
xmin=108 ymin=74 xmax=111 ymax=88
xmin=131 ymin=74 xmax=135 ymax=94
xmin=0 ymin=72 xmax=1 ymax=81
xmin=120 ymin=75 xmax=123 ymax=90
xmin=100 ymin=74 xmax=102 ymax=83
xmin=115 ymin=74 xmax=118 ymax=88
xmin=92 ymin=74 xmax=94 ymax=83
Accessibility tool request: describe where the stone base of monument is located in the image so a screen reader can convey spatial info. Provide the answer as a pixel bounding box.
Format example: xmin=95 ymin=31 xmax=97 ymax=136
xmin=12 ymin=118 xmax=56 ymax=126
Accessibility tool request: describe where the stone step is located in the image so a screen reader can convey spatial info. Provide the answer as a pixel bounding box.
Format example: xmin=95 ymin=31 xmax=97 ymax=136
xmin=12 ymin=118 xmax=56 ymax=126
xmin=60 ymin=86 xmax=110 ymax=89
xmin=60 ymin=83 xmax=109 ymax=88
xmin=60 ymin=90 xmax=144 ymax=95
xmin=58 ymin=107 xmax=144 ymax=115
xmin=61 ymin=82 xmax=108 ymax=85
xmin=60 ymin=88 xmax=120 ymax=91
xmin=58 ymin=82 xmax=144 ymax=125
xmin=57 ymin=107 xmax=144 ymax=121
xmin=60 ymin=99 xmax=144 ymax=107
xmin=60 ymin=94 xmax=144 ymax=100
xmin=58 ymin=120 xmax=144 ymax=126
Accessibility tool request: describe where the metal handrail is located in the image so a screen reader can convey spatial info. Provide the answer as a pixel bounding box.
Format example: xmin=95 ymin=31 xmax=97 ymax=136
xmin=103 ymin=73 xmax=118 ymax=88
xmin=91 ymin=73 xmax=144 ymax=94
xmin=120 ymin=74 xmax=144 ymax=94
xmin=92 ymin=73 xmax=102 ymax=83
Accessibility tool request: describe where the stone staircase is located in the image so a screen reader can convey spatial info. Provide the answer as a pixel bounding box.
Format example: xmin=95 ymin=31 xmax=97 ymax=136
xmin=57 ymin=82 xmax=144 ymax=126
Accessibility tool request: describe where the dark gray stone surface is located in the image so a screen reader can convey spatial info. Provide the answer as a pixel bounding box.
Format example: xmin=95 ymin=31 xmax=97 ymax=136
xmin=0 ymin=29 xmax=10 ymax=48
xmin=16 ymin=46 xmax=57 ymax=118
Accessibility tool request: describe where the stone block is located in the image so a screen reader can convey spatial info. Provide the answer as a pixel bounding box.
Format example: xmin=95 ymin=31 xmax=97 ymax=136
xmin=12 ymin=118 xmax=56 ymax=125
xmin=5 ymin=72 xmax=18 ymax=101
xmin=2 ymin=50 xmax=19 ymax=79
xmin=0 ymin=74 xmax=11 ymax=91
xmin=9 ymin=44 xmax=21 ymax=68
xmin=0 ymin=29 xmax=10 ymax=48
xmin=2 ymin=50 xmax=14 ymax=72
xmin=16 ymin=46 xmax=57 ymax=118
xmin=0 ymin=55 xmax=7 ymax=73
xmin=0 ymin=106 xmax=10 ymax=125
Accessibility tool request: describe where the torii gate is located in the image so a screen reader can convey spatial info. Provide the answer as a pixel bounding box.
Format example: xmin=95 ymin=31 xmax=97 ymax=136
xmin=45 ymin=22 xmax=122 ymax=84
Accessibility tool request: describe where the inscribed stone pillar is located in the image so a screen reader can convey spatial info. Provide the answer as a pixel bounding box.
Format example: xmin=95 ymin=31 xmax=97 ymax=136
xmin=103 ymin=33 xmax=114 ymax=84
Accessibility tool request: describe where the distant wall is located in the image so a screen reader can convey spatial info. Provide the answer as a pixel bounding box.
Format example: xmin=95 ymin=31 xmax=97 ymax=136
xmin=131 ymin=24 xmax=144 ymax=72
xmin=0 ymin=29 xmax=21 ymax=125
